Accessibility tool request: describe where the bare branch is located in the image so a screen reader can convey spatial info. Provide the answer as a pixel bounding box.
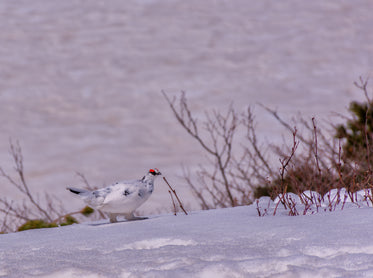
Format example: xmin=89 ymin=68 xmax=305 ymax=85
xmin=0 ymin=140 xmax=53 ymax=222
xmin=168 ymin=190 xmax=177 ymax=216
xmin=354 ymin=76 xmax=371 ymax=103
xmin=243 ymin=107 xmax=274 ymax=177
xmin=162 ymin=91 xmax=215 ymax=156
xmin=162 ymin=91 xmax=239 ymax=207
xmin=163 ymin=177 xmax=188 ymax=215
xmin=312 ymin=117 xmax=322 ymax=176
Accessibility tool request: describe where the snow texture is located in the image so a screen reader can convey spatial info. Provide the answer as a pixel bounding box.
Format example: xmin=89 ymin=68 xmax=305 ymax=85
xmin=1 ymin=205 xmax=373 ymax=277
xmin=259 ymin=189 xmax=373 ymax=216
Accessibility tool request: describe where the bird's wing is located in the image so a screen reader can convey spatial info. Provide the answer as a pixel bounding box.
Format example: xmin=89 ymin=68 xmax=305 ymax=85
xmin=101 ymin=181 xmax=141 ymax=205
xmin=79 ymin=186 xmax=113 ymax=208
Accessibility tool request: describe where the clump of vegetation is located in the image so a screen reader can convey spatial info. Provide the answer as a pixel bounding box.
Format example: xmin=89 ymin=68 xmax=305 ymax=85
xmin=335 ymin=100 xmax=373 ymax=158
xmin=163 ymin=91 xmax=270 ymax=209
xmin=1 ymin=78 xmax=372 ymax=232
xmin=163 ymin=77 xmax=373 ymax=215
xmin=334 ymin=79 xmax=373 ymax=186
xmin=60 ymin=215 xmax=79 ymax=226
xmin=18 ymin=220 xmax=58 ymax=231
xmin=16 ymin=205 xmax=95 ymax=231
xmin=80 ymin=206 xmax=95 ymax=217
xmin=16 ymin=208 xmax=90 ymax=231
xmin=0 ymin=142 xmax=102 ymax=233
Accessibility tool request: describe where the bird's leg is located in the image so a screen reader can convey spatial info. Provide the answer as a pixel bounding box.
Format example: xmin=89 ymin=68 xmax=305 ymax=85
xmin=124 ymin=213 xmax=148 ymax=221
xmin=109 ymin=214 xmax=118 ymax=223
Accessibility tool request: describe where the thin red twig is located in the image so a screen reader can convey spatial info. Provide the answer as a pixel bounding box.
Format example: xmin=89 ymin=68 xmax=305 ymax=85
xmin=163 ymin=176 xmax=188 ymax=215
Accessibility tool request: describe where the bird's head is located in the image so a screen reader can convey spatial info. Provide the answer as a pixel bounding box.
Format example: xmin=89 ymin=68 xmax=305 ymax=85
xmin=142 ymin=168 xmax=162 ymax=182
xmin=148 ymin=168 xmax=162 ymax=176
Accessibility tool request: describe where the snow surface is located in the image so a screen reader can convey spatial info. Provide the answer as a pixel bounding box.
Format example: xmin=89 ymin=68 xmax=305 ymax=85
xmin=1 ymin=204 xmax=373 ymax=277
xmin=1 ymin=2 xmax=373 ymax=274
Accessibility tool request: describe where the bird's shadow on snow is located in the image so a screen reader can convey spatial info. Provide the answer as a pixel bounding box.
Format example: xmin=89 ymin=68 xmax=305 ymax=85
xmin=82 ymin=216 xmax=161 ymax=226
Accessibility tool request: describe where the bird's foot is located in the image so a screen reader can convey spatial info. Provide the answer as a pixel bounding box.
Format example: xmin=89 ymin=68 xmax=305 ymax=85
xmin=124 ymin=214 xmax=148 ymax=221
xmin=109 ymin=214 xmax=118 ymax=223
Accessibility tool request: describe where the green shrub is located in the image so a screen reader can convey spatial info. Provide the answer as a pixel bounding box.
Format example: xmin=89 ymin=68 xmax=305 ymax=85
xmin=60 ymin=215 xmax=78 ymax=226
xmin=80 ymin=206 xmax=94 ymax=217
xmin=17 ymin=215 xmax=79 ymax=231
xmin=335 ymin=100 xmax=373 ymax=164
xmin=18 ymin=220 xmax=58 ymax=232
xmin=255 ymin=85 xmax=373 ymax=201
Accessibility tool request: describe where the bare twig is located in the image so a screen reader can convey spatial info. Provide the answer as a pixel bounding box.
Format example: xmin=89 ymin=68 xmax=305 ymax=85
xmin=51 ymin=211 xmax=80 ymax=225
xmin=274 ymin=128 xmax=299 ymax=216
xmin=0 ymin=140 xmax=53 ymax=222
xmin=279 ymin=127 xmax=299 ymax=190
xmin=0 ymin=140 xmax=85 ymax=232
xmin=354 ymin=76 xmax=370 ymax=103
xmin=76 ymin=172 xmax=92 ymax=189
xmin=168 ymin=190 xmax=177 ymax=216
xmin=354 ymin=77 xmax=372 ymax=173
xmin=256 ymin=199 xmax=262 ymax=217
xmin=312 ymin=117 xmax=322 ymax=176
xmin=163 ymin=176 xmax=188 ymax=215
xmin=162 ymin=91 xmax=239 ymax=207
xmin=0 ymin=202 xmax=13 ymax=233
xmin=242 ymin=107 xmax=274 ymax=177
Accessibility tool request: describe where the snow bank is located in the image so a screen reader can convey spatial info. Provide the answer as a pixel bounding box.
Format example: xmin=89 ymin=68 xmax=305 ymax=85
xmin=1 ymin=205 xmax=373 ymax=277
xmin=257 ymin=188 xmax=373 ymax=216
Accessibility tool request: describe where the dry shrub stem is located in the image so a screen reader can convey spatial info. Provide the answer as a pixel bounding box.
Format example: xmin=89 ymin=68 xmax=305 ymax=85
xmin=273 ymin=128 xmax=299 ymax=216
xmin=164 ymin=77 xmax=373 ymax=215
xmin=168 ymin=190 xmax=177 ymax=216
xmin=0 ymin=141 xmax=53 ymax=222
xmin=0 ymin=142 xmax=104 ymax=233
xmin=0 ymin=140 xmax=67 ymax=232
xmin=312 ymin=117 xmax=322 ymax=176
xmin=163 ymin=176 xmax=188 ymax=215
xmin=354 ymin=77 xmax=372 ymax=173
xmin=163 ymin=91 xmax=269 ymax=208
xmin=162 ymin=90 xmax=237 ymax=206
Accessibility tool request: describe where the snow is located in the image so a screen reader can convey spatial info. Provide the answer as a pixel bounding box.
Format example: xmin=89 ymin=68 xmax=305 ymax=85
xmin=259 ymin=189 xmax=373 ymax=217
xmin=1 ymin=1 xmax=373 ymax=275
xmin=2 ymin=205 xmax=373 ymax=277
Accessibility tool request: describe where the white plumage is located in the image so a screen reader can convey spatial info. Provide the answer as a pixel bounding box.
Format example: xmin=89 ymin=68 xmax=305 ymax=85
xmin=67 ymin=169 xmax=161 ymax=223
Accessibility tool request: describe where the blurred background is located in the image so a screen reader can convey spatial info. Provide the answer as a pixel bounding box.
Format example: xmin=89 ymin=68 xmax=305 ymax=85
xmin=0 ymin=0 xmax=372 ymax=214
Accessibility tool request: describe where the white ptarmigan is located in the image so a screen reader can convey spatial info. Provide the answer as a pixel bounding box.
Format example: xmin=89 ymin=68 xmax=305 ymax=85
xmin=67 ymin=168 xmax=161 ymax=223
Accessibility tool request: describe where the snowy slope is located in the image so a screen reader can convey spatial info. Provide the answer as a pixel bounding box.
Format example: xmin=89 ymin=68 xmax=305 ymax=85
xmin=1 ymin=205 xmax=373 ymax=278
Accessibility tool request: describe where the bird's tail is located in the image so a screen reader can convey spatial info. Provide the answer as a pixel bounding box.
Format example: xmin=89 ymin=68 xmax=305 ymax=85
xmin=67 ymin=187 xmax=89 ymax=195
